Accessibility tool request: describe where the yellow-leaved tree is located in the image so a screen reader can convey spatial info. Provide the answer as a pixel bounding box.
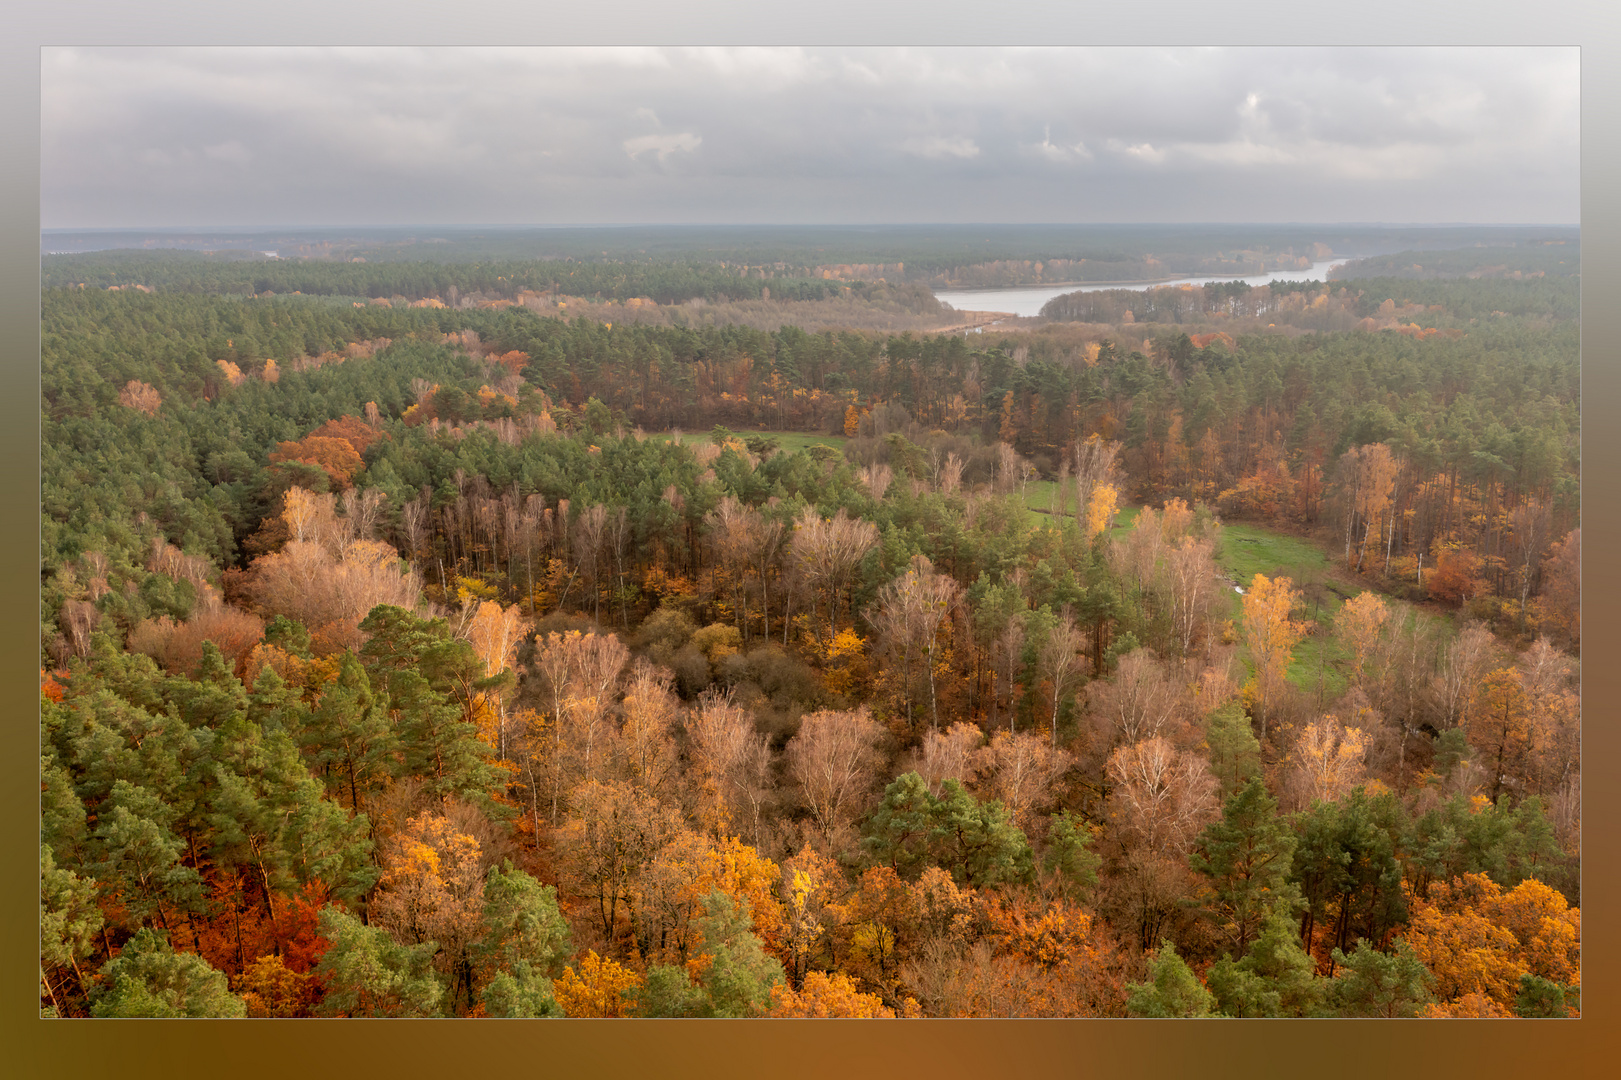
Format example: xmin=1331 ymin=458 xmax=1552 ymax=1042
xmin=462 ymin=600 xmax=529 ymax=760
xmin=1240 ymin=575 xmax=1306 ymax=744
xmin=777 ymin=850 xmax=841 ymax=989
xmin=1285 ymin=715 xmax=1367 ymax=809
xmin=1333 ymin=591 xmax=1389 ymax=687
xmin=553 ymin=951 xmax=644 ymax=1017
xmin=1085 ymin=482 xmax=1119 ymax=538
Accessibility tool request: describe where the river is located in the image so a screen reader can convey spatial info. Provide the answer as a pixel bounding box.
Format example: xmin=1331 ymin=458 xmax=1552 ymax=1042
xmin=932 ymin=259 xmax=1351 ymax=318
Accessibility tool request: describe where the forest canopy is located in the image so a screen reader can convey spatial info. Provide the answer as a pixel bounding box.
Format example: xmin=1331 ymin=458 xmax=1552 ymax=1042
xmin=39 ymin=236 xmax=1579 ymax=1018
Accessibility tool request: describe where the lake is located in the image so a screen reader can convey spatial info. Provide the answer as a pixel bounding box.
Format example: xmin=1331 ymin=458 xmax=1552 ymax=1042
xmin=932 ymin=259 xmax=1351 ymax=318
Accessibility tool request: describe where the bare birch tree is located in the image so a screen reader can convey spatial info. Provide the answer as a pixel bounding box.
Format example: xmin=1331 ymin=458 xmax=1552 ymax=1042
xmin=784 ymin=707 xmax=886 ymax=850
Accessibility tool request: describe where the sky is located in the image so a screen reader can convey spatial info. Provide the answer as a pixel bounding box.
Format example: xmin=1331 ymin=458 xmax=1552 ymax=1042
xmin=40 ymin=46 xmax=1580 ymax=228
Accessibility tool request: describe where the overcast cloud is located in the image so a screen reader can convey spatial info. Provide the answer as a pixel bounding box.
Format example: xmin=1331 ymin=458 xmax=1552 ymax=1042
xmin=41 ymin=46 xmax=1579 ymax=227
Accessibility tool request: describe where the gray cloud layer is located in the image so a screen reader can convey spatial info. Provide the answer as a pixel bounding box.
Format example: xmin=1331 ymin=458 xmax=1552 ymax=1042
xmin=42 ymin=46 xmax=1579 ymax=227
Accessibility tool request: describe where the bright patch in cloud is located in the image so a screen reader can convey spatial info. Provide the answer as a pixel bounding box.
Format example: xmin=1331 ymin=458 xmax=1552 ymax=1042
xmin=203 ymin=140 xmax=252 ymax=165
xmin=900 ymin=135 xmax=980 ymax=160
xmin=1110 ymin=140 xmax=1166 ymax=164
xmin=1029 ymin=125 xmax=1091 ymax=162
xmin=623 ymin=132 xmax=701 ymax=163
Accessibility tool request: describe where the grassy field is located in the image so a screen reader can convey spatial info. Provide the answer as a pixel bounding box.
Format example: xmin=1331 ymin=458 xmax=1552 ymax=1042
xmin=1107 ymin=508 xmax=1141 ymax=542
xmin=1287 ymin=635 xmax=1352 ymax=703
xmin=1071 ymin=501 xmax=1453 ymax=692
xmin=1217 ymin=523 xmax=1331 ymax=594
xmin=1024 ymin=479 xmax=1059 ymax=513
xmin=1211 ymin=519 xmax=1457 ymax=692
xmin=665 ymin=429 xmax=848 ymax=454
xmin=1020 ymin=481 xmax=1140 ymax=537
xmin=1213 ymin=522 xmax=1349 ymax=631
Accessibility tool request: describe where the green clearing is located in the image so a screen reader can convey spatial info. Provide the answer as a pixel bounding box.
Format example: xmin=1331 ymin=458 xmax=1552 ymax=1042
xmin=1095 ymin=506 xmax=1457 ymax=691
xmin=1217 ymin=523 xmax=1331 ymax=595
xmin=1212 ymin=522 xmax=1350 ymax=684
xmin=1286 ymin=635 xmax=1352 ymax=702
xmin=1109 ymin=506 xmax=1141 ymax=536
xmin=1213 ymin=521 xmax=1456 ymax=689
xmin=769 ymin=431 xmax=849 ymax=453
xmin=1024 ymin=479 xmax=1058 ymax=513
xmin=1025 ymin=491 xmax=1334 ymax=606
xmin=1020 ymin=482 xmax=1141 ymax=536
xmin=665 ymin=429 xmax=848 ymax=454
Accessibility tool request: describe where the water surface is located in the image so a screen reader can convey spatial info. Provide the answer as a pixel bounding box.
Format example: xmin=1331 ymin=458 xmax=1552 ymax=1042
xmin=933 ymin=259 xmax=1350 ymax=318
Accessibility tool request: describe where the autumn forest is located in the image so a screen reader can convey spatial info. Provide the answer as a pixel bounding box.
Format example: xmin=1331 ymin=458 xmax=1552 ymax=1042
xmin=39 ymin=229 xmax=1580 ymax=1018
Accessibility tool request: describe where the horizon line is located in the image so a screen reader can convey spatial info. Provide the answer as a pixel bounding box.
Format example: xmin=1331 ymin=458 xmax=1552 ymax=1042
xmin=41 ymin=221 xmax=1583 ymax=233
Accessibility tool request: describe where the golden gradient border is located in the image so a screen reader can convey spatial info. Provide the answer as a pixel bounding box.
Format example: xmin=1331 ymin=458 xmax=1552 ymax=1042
xmin=5 ymin=7 xmax=1612 ymax=1078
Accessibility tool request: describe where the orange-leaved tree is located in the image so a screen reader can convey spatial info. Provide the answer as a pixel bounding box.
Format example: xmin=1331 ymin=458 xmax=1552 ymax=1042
xmin=768 ymin=970 xmax=898 ymax=1017
xmin=370 ymin=811 xmax=488 ymax=1014
xmin=236 ymin=953 xmax=313 ymax=1018
xmin=554 ymin=779 xmax=681 ymax=945
xmin=629 ymin=831 xmax=783 ymax=973
xmin=1403 ymin=873 xmax=1579 ymax=1017
xmin=308 ymin=414 xmax=386 ymax=458
xmin=777 ymin=845 xmax=846 ymax=989
xmin=119 ymin=379 xmax=162 ymax=416
xmin=1468 ymin=668 xmax=1531 ymax=802
xmin=270 ymin=436 xmax=364 ymax=491
xmin=831 ymin=866 xmax=918 ymax=1002
xmin=1336 ymin=443 xmax=1399 ymax=572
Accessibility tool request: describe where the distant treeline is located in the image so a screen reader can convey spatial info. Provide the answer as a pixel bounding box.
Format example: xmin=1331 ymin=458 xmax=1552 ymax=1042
xmin=43 ymin=251 xmax=871 ymax=306
xmin=43 ymin=224 xmax=1580 ymax=294
xmin=1330 ymin=245 xmax=1579 ymax=281
xmin=1041 ymin=248 xmax=1579 ymax=327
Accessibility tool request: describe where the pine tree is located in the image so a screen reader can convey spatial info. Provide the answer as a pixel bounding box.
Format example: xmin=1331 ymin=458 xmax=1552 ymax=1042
xmin=1192 ymin=778 xmax=1297 ymax=956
